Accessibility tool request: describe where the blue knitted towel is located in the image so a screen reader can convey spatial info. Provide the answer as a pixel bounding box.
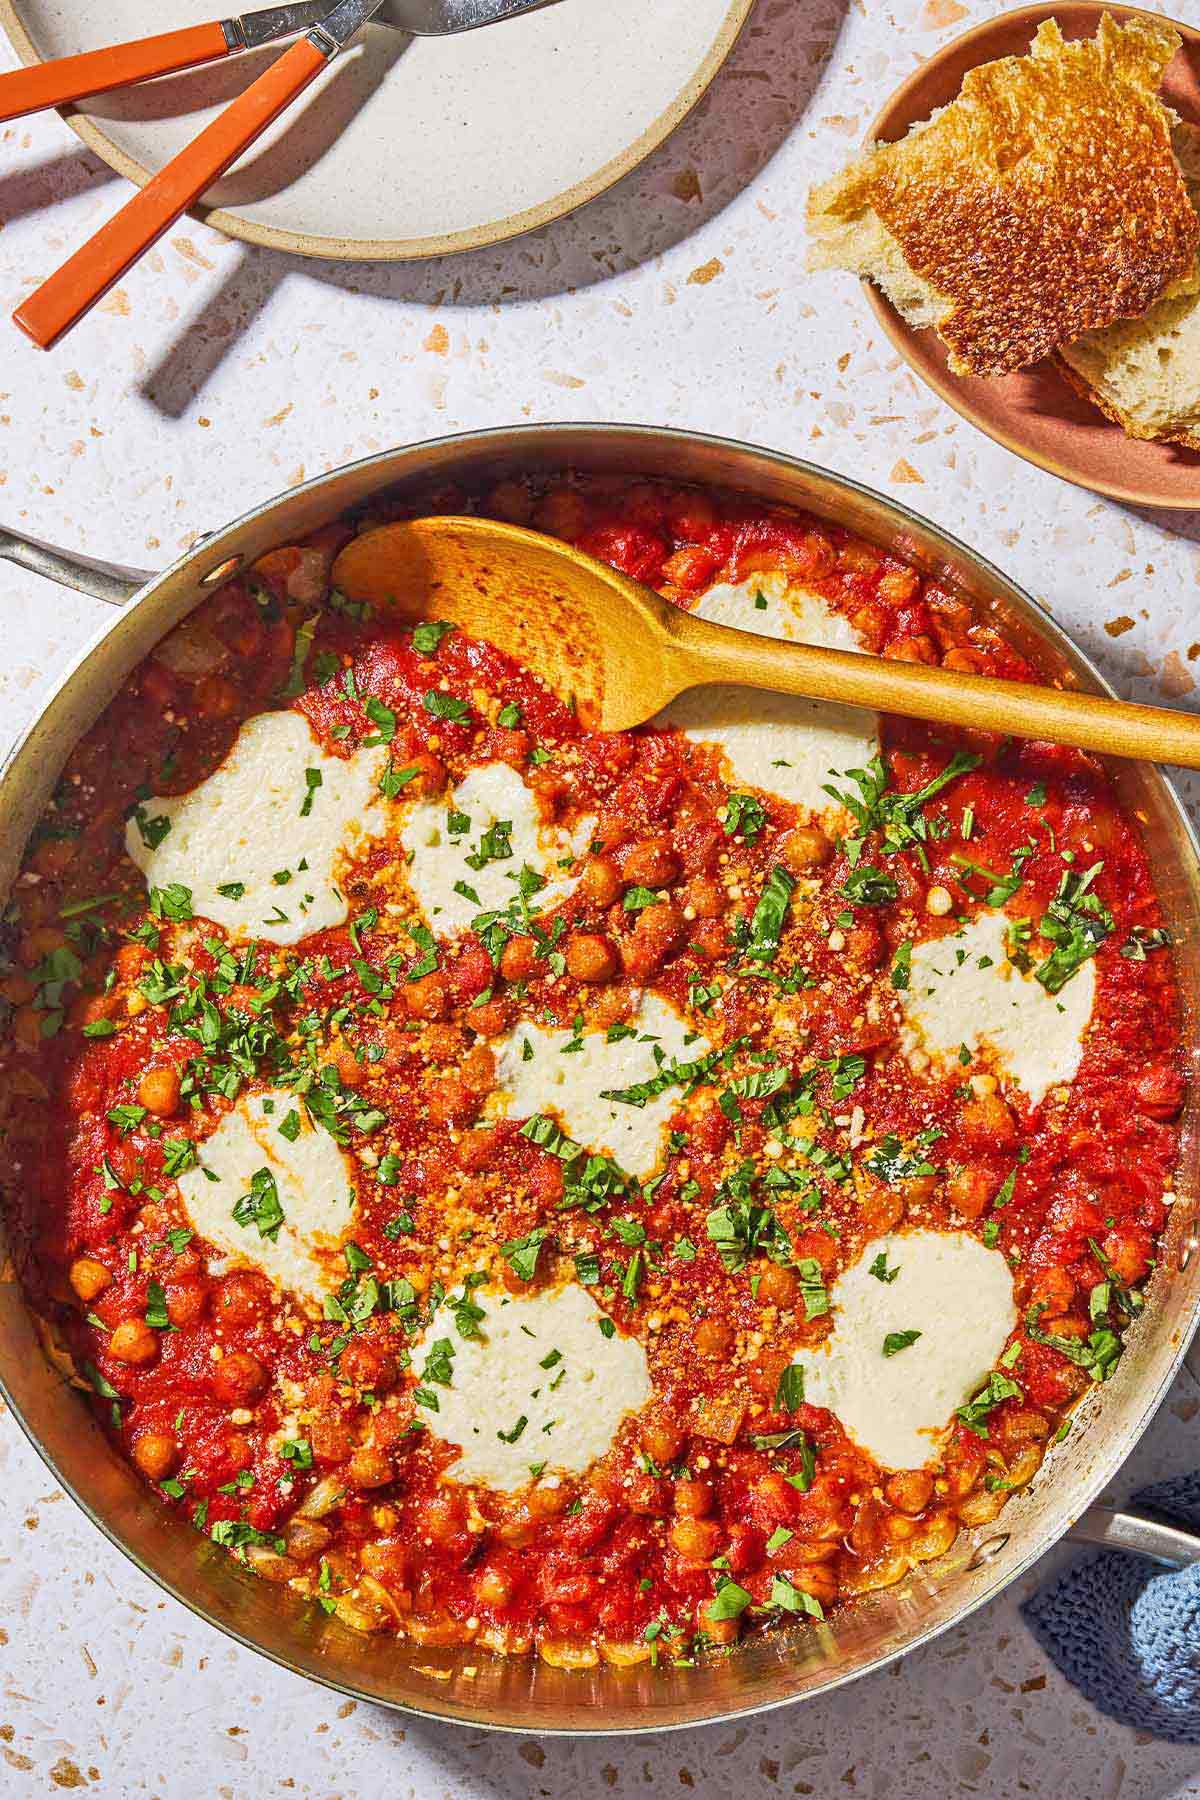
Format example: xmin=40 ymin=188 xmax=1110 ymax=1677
xmin=1022 ymin=1472 xmax=1200 ymax=1743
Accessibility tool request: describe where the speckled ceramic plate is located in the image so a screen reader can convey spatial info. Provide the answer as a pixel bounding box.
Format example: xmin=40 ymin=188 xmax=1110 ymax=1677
xmin=863 ymin=3 xmax=1200 ymax=510
xmin=0 ymin=0 xmax=754 ymax=260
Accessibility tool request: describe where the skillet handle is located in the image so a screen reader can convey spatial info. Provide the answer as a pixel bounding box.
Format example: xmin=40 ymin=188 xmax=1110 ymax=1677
xmin=1067 ymin=1505 xmax=1200 ymax=1569
xmin=0 ymin=528 xmax=145 ymax=608
xmin=0 ymin=23 xmax=233 ymax=124
xmin=12 ymin=34 xmax=331 ymax=350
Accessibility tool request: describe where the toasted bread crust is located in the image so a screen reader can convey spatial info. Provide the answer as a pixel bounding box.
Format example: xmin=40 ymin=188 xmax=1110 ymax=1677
xmin=1053 ymin=351 xmax=1200 ymax=453
xmin=810 ymin=16 xmax=1198 ymax=379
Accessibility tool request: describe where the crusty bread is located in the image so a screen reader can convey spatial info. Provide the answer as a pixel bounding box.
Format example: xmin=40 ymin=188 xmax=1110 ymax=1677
xmin=807 ymin=15 xmax=1198 ymax=379
xmin=1055 ymin=123 xmax=1200 ymax=451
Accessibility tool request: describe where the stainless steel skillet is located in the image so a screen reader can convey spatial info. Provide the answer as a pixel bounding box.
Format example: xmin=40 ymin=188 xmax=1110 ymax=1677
xmin=0 ymin=421 xmax=1197 ymax=1734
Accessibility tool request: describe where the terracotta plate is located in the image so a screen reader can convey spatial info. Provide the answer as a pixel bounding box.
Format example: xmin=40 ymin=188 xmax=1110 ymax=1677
xmin=0 ymin=0 xmax=753 ymax=260
xmin=863 ymin=2 xmax=1200 ymax=510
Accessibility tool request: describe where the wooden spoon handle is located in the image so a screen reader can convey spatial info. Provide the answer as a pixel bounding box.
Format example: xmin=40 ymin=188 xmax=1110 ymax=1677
xmin=670 ymin=609 xmax=1200 ymax=769
xmin=12 ymin=35 xmax=329 ymax=350
xmin=0 ymin=22 xmax=233 ymax=123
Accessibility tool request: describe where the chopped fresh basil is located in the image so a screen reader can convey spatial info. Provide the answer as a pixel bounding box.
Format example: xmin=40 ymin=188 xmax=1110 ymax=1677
xmin=422 ymin=691 xmax=471 ymax=724
xmin=882 ymin=1329 xmax=922 ymax=1357
xmin=232 ymin=1167 xmax=285 ymax=1242
xmin=412 ymin=620 xmax=454 ymax=656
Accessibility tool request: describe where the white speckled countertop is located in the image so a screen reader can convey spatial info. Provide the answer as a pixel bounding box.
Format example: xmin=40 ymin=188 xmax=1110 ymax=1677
xmin=2 ymin=1 xmax=1200 ymax=1792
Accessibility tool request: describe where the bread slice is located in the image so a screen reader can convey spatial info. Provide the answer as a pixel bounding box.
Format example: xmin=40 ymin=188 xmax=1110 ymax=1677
xmin=1055 ymin=123 xmax=1200 ymax=451
xmin=807 ymin=15 xmax=1198 ymax=379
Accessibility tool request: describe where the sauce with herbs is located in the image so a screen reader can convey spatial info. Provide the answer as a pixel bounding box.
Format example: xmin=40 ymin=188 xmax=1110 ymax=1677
xmin=0 ymin=474 xmax=1181 ymax=1669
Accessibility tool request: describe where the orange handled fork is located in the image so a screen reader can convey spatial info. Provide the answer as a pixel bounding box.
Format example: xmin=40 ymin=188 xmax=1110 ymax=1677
xmin=11 ymin=0 xmax=385 ymax=349
xmin=9 ymin=0 xmax=555 ymax=349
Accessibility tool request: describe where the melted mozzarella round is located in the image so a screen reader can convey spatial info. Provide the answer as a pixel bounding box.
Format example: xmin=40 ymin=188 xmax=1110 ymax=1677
xmin=901 ymin=911 xmax=1095 ymax=1106
xmin=125 ymin=710 xmax=386 ymax=947
xmin=176 ymin=1091 xmax=356 ymax=1309
xmin=401 ymin=760 xmax=587 ymax=936
xmin=420 ymin=1283 xmax=651 ymax=1490
xmin=492 ymin=991 xmax=709 ymax=1179
xmin=798 ymin=1229 xmax=1017 ymax=1471
xmin=658 ymin=573 xmax=878 ymax=819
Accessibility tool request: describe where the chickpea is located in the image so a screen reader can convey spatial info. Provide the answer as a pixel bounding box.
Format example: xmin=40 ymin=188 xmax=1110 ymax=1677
xmin=339 ymin=1339 xmax=398 ymax=1393
xmin=621 ymin=836 xmax=680 ymax=889
xmin=884 ymin=1470 xmax=934 ymax=1515
xmin=132 ymin=1430 xmax=179 ymax=1481
xmin=12 ymin=1006 xmax=44 ymax=1051
xmin=674 ymin=1480 xmax=715 ymax=1519
xmin=580 ymin=856 xmax=622 ymax=907
xmin=193 ymin=673 xmax=240 ymax=718
xmin=878 ymin=569 xmax=921 ymax=605
xmin=425 ymin=1074 xmax=481 ymax=1127
xmin=946 ymin=1164 xmax=991 ymax=1221
xmin=1030 ymin=1266 xmax=1074 ymax=1312
xmin=943 ymin=647 xmax=987 ymax=675
xmin=109 ymin=1318 xmax=157 ymax=1365
xmin=212 ymin=1350 xmax=268 ymax=1406
xmin=460 ymin=1044 xmax=496 ymax=1092
xmin=468 ymin=998 xmax=510 ymax=1040
xmin=858 ymin=1178 xmax=904 ymax=1235
xmin=699 ymin=1609 xmax=741 ymax=1647
xmin=621 ymin=903 xmax=684 ymax=980
xmin=886 ymin=635 xmax=939 ymax=666
xmin=214 ymin=1271 xmax=270 ymax=1327
xmin=487 ymin=480 xmax=534 ymax=525
xmin=457 ymin=1127 xmax=495 ymax=1172
xmin=404 ymin=973 xmax=447 ymax=1020
xmin=69 ymin=1256 xmax=112 ymax=1303
xmin=476 ymin=1565 xmax=514 ymax=1608
xmin=756 ymin=1263 xmax=798 ymax=1309
xmin=789 ymin=1564 xmax=838 ymax=1608
xmin=166 ymin=1279 xmax=207 ymax=1327
xmin=347 ymin=1445 xmax=393 ymax=1490
xmin=535 ymin=487 xmax=588 ymax=540
xmin=31 ymin=837 xmax=76 ymax=879
xmin=1102 ymin=1228 xmax=1149 ymax=1286
xmin=311 ymin=1417 xmax=355 ymax=1465
xmin=641 ymin=1418 xmax=684 ymax=1466
xmin=138 ymin=1065 xmax=181 ymax=1119
xmin=1000 ymin=1408 xmax=1050 ymax=1445
xmin=528 ymin=1480 xmax=573 ymax=1519
xmin=400 ymin=753 xmax=447 ymax=798
xmin=925 ymin=885 xmax=953 ymax=916
xmin=960 ymin=1092 xmax=1017 ymax=1147
xmin=284 ymin=1517 xmax=332 ymax=1561
xmin=683 ymin=876 xmax=725 ymax=919
xmin=422 ymin=1487 xmax=466 ymax=1547
xmin=669 ymin=1517 xmax=721 ymax=1561
xmin=72 ymin=991 xmax=122 ymax=1030
xmin=18 ymin=924 xmax=68 ymax=969
xmin=695 ymin=1317 xmax=734 ymax=1359
xmin=565 ymin=933 xmax=617 ymax=984
xmin=780 ymin=827 xmax=832 ymax=873
xmin=754 ymin=1472 xmax=799 ymax=1523
xmin=498 ymin=936 xmax=537 ymax=983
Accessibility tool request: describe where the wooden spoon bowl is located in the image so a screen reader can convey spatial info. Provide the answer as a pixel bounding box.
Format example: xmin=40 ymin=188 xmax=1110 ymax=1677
xmin=332 ymin=514 xmax=1200 ymax=765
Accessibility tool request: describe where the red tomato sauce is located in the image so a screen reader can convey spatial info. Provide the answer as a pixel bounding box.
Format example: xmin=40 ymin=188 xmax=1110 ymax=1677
xmin=0 ymin=474 xmax=1182 ymax=1669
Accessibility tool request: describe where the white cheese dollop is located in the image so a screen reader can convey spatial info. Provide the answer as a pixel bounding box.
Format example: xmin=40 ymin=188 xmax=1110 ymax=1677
xmin=125 ymin=709 xmax=386 ymax=947
xmin=421 ymin=1283 xmax=651 ymax=1491
xmin=901 ymin=910 xmax=1095 ymax=1106
xmin=658 ymin=573 xmax=878 ymax=819
xmin=176 ymin=1090 xmax=356 ymax=1309
xmin=401 ymin=760 xmax=587 ymax=937
xmin=798 ymin=1229 xmax=1017 ymax=1471
xmin=491 ymin=991 xmax=709 ymax=1179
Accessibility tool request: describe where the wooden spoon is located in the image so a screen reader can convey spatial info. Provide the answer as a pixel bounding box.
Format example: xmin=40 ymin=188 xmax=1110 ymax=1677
xmin=331 ymin=515 xmax=1200 ymax=767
